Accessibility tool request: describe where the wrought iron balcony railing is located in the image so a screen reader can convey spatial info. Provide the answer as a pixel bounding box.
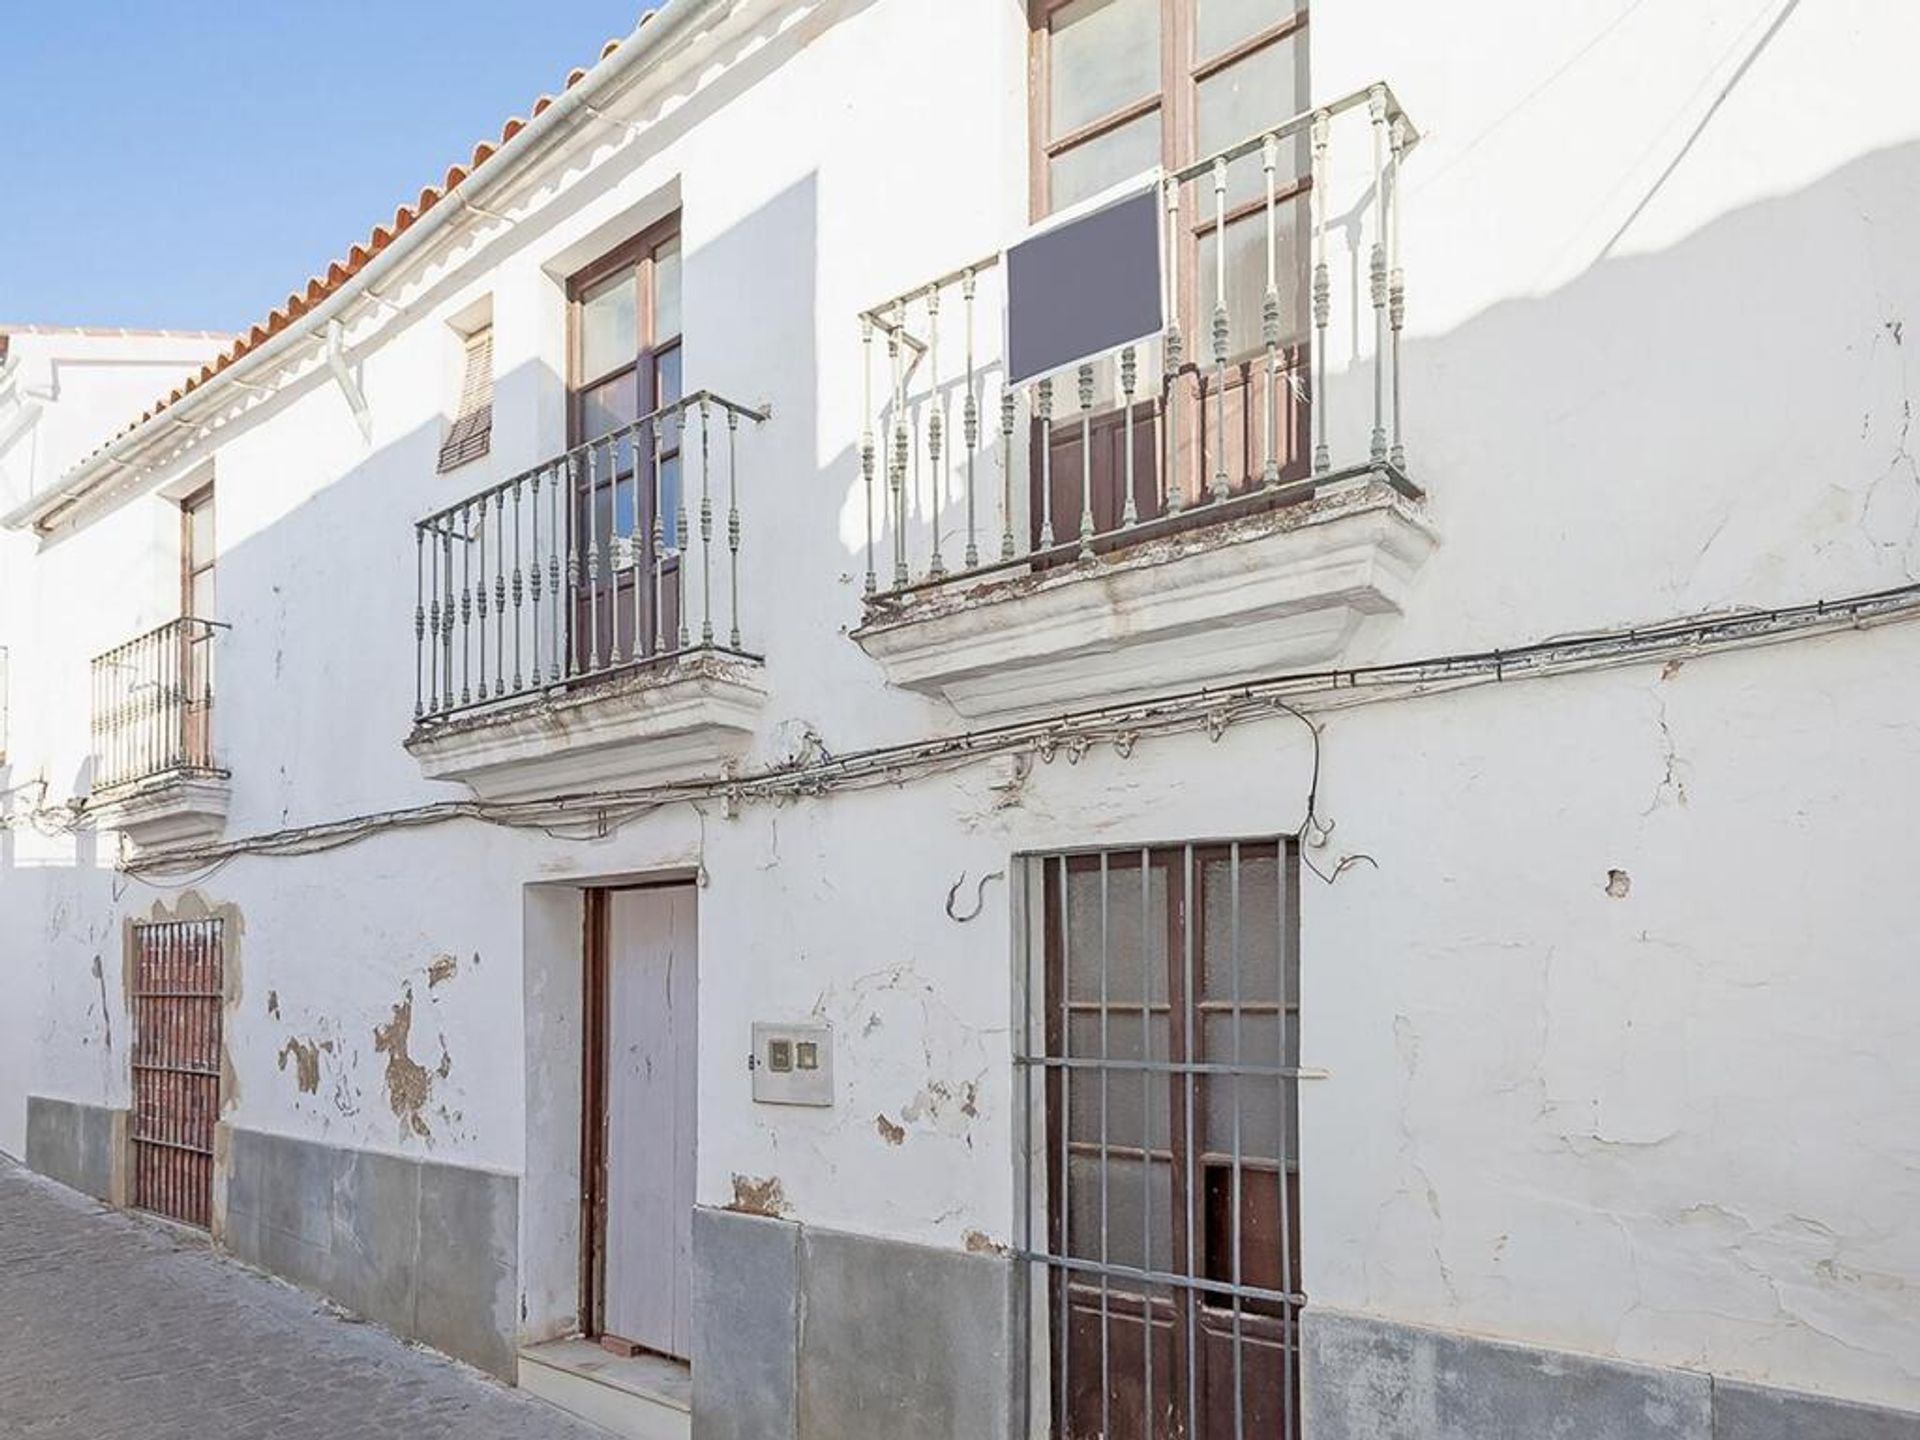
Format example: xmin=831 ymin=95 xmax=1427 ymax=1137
xmin=412 ymin=389 xmax=768 ymax=724
xmin=857 ymin=81 xmax=1418 ymax=604
xmin=91 ymin=618 xmax=223 ymax=792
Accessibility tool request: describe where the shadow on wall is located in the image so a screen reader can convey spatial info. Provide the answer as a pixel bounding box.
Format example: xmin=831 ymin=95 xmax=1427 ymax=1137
xmin=1391 ymin=139 xmax=1920 ymax=651
xmin=5 ymin=140 xmax=1919 ymax=864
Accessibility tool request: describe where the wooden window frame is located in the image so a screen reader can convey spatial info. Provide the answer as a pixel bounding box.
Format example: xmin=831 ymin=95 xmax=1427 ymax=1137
xmin=563 ymin=214 xmax=686 ymax=669
xmin=1027 ymin=1 xmax=1315 ymax=533
xmin=1028 ymin=0 xmax=1310 ymax=222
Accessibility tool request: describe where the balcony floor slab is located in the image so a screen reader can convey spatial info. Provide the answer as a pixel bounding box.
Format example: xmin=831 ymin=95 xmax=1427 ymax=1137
xmin=852 ymin=474 xmax=1438 ymax=720
xmin=405 ymin=650 xmax=766 ymax=802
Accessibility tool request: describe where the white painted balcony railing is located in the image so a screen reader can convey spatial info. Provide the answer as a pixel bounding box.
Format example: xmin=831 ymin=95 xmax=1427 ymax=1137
xmin=412 ymin=390 xmax=768 ymax=726
xmin=856 ymin=82 xmax=1418 ymax=606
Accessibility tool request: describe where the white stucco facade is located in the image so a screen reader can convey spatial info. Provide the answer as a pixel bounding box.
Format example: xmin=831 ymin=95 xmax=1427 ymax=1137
xmin=2 ymin=0 xmax=1917 ymax=1425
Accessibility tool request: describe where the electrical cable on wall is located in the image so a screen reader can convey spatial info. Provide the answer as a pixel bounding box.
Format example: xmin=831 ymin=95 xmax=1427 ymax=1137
xmin=14 ymin=574 xmax=1917 ymax=884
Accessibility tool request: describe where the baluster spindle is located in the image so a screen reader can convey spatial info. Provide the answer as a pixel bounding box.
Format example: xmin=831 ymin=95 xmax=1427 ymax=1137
xmin=587 ymin=443 xmax=603 ymax=669
xmin=1262 ymin=132 xmax=1281 ymax=488
xmin=459 ymin=503 xmax=473 ymax=705
xmin=511 ymin=479 xmax=524 ymax=693
xmin=414 ymin=528 xmax=426 ymax=718
xmin=1211 ymin=155 xmax=1230 ymax=503
xmin=1000 ymin=387 xmax=1017 ymax=560
xmin=1077 ymin=362 xmax=1095 ymax=558
xmin=963 ymin=271 xmax=980 ymax=570
xmin=890 ymin=303 xmax=909 ymax=589
xmin=493 ymin=490 xmax=506 ymax=695
xmin=441 ymin=522 xmax=454 ymax=707
xmin=630 ymin=423 xmax=645 ymax=663
xmin=564 ymin=454 xmax=581 ymax=677
xmin=926 ymin=286 xmax=946 ymax=580
xmin=1389 ymin=112 xmax=1408 ymax=472
xmin=1121 ymin=346 xmax=1138 ymax=527
xmin=677 ymin=409 xmax=693 ymax=651
xmin=1311 ymin=109 xmax=1331 ymax=476
xmin=861 ymin=317 xmax=877 ymax=595
xmin=1369 ymin=85 xmax=1389 ymax=465
xmin=475 ymin=501 xmax=489 ymax=698
xmin=1163 ymin=177 xmax=1186 ymax=517
xmin=529 ymin=472 xmax=544 ymax=686
xmin=652 ymin=417 xmax=667 ymax=658
xmin=548 ymin=465 xmax=563 ymax=683
xmin=697 ymin=399 xmax=713 ymax=647
xmin=727 ymin=407 xmax=742 ymax=651
xmin=1044 ymin=374 xmax=1059 ymax=549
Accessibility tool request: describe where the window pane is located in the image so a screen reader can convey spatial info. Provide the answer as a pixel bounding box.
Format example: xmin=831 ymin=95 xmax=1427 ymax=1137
xmin=1050 ymin=0 xmax=1160 ymax=140
xmin=1050 ymin=107 xmax=1161 ymax=212
xmin=579 ymin=269 xmax=637 ymax=381
xmin=658 ymin=454 xmax=683 ymax=551
xmin=189 ymin=568 xmax=215 ymax=620
xmin=187 ymin=500 xmax=214 ymax=565
xmin=653 ymin=241 xmax=682 ymax=342
xmin=654 ymin=343 xmax=683 ymax=414
xmin=1197 ymin=0 xmax=1295 ymax=60
xmin=1197 ymin=33 xmax=1308 ymax=204
xmin=1197 ymin=199 xmax=1306 ymax=359
xmin=580 ymin=372 xmax=638 ymax=443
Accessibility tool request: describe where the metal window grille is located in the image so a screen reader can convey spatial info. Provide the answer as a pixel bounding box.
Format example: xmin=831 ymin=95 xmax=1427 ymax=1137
xmin=1015 ymin=840 xmax=1301 ymax=1440
xmin=130 ymin=917 xmax=224 ymax=1229
xmin=438 ymin=325 xmax=494 ymax=473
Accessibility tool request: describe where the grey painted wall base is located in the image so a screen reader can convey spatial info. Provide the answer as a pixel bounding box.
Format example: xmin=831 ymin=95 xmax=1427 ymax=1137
xmin=1305 ymin=1309 xmax=1920 ymax=1440
xmin=25 ymin=1096 xmax=120 ymax=1204
xmin=223 ymin=1126 xmax=518 ymax=1379
xmin=690 ymin=1207 xmax=1015 ymax=1440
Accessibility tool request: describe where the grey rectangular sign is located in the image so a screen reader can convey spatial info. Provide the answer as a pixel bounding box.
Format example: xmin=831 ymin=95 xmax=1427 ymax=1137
xmin=1005 ymin=181 xmax=1163 ymax=388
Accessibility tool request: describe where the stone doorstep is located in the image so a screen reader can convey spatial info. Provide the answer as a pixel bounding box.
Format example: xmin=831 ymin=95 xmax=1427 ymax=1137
xmin=519 ymin=1338 xmax=691 ymax=1440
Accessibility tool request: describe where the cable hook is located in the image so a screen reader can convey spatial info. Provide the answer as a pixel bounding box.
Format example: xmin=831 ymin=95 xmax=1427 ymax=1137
xmin=945 ymin=868 xmax=1006 ymax=923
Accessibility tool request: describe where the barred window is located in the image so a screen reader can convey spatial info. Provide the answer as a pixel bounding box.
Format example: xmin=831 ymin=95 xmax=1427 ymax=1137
xmin=1017 ymin=839 xmax=1302 ymax=1440
xmin=437 ymin=324 xmax=493 ymax=473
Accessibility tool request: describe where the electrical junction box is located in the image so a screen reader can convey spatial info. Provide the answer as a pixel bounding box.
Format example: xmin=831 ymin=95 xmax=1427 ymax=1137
xmin=751 ymin=1021 xmax=834 ymax=1107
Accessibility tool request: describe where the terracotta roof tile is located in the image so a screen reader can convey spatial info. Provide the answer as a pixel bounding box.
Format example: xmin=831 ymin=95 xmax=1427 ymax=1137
xmin=86 ymin=13 xmax=656 ymax=467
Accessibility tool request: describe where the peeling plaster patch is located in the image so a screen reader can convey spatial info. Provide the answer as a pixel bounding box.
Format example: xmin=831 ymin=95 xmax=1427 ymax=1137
xmin=266 ymin=989 xmax=280 ymax=1019
xmin=1606 ymin=868 xmax=1633 ymax=899
xmin=875 ymin=1113 xmax=906 ymax=1146
xmin=426 ymin=953 xmax=459 ymax=988
xmin=728 ymin=1173 xmax=790 ymax=1217
xmin=901 ymin=1077 xmax=983 ymax=1137
xmin=276 ymin=1037 xmax=332 ymax=1094
xmin=964 ymin=1230 xmax=1008 ymax=1256
xmin=372 ymin=984 xmax=436 ymax=1140
xmin=90 ymin=955 xmax=111 ymax=1053
xmin=1659 ymin=658 xmax=1684 ymax=682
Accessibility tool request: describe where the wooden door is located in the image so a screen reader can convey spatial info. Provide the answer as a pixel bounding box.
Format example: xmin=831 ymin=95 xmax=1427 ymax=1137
xmin=595 ymin=884 xmax=698 ymax=1359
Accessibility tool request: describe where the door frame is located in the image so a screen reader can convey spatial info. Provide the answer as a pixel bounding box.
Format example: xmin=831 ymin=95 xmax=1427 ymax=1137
xmin=577 ymin=876 xmax=700 ymax=1345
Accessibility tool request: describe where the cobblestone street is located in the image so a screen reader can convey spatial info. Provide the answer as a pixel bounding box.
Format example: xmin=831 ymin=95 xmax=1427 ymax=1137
xmin=0 ymin=1160 xmax=606 ymax=1439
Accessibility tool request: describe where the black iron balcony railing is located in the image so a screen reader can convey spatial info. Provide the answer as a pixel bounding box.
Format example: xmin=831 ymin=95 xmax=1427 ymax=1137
xmin=412 ymin=388 xmax=768 ymax=724
xmin=91 ymin=618 xmax=223 ymax=792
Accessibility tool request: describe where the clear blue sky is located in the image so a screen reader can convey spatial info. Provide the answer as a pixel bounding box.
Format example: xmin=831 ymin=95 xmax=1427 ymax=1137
xmin=0 ymin=2 xmax=656 ymax=331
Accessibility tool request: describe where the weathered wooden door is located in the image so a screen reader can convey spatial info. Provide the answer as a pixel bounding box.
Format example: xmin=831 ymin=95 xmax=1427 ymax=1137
xmin=598 ymin=885 xmax=698 ymax=1358
xmin=130 ymin=917 xmax=224 ymax=1229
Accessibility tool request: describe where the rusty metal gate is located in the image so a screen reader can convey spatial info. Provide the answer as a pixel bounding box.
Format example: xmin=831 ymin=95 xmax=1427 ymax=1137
xmin=130 ymin=918 xmax=224 ymax=1228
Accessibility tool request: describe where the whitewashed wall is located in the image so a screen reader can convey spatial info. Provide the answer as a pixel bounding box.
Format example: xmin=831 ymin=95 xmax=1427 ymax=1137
xmin=2 ymin=0 xmax=1917 ymax=1410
